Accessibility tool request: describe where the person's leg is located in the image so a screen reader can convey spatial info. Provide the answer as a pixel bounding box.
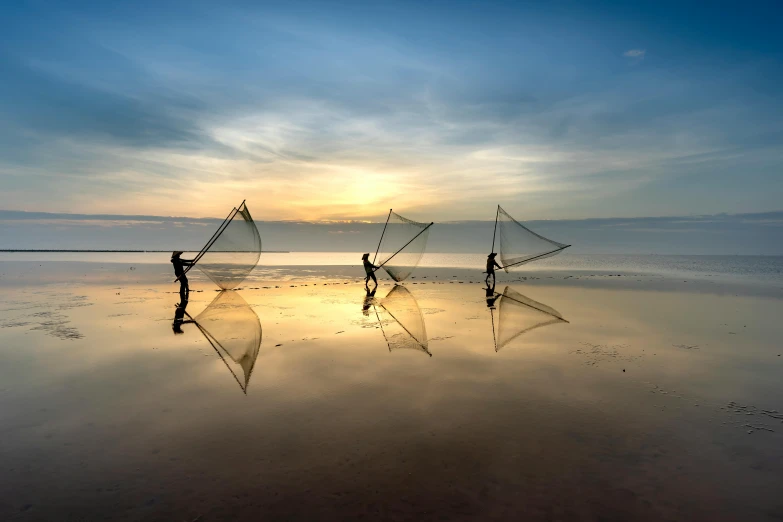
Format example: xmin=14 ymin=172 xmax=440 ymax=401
xmin=180 ymin=276 xmax=189 ymax=303
xmin=370 ymin=272 xmax=378 ymax=286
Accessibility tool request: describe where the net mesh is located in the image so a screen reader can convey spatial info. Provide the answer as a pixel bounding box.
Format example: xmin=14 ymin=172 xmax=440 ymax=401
xmin=194 ymin=290 xmax=262 ymax=393
xmin=378 ymin=285 xmax=430 ymax=356
xmin=494 ymin=286 xmax=567 ymax=352
xmin=196 ymin=202 xmax=262 ymax=289
xmin=376 ymin=211 xmax=432 ymax=282
xmin=496 ymin=206 xmax=569 ymax=271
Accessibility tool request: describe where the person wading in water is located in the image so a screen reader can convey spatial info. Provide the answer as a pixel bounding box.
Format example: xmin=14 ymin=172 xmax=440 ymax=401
xmin=171 ymin=251 xmax=195 ymax=303
xmin=362 ymin=253 xmax=380 ymax=288
xmin=485 ymin=252 xmax=502 ymax=286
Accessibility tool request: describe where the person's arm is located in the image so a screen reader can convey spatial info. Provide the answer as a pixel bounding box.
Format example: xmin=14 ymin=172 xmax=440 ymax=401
xmin=493 ymin=260 xmax=502 ymax=269
xmin=182 ymin=258 xmax=195 ymax=266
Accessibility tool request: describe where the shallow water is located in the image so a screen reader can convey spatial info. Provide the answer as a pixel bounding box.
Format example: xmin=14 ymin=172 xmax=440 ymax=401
xmin=1 ymin=264 xmax=783 ymax=521
xmin=3 ymin=252 xmax=782 ymax=285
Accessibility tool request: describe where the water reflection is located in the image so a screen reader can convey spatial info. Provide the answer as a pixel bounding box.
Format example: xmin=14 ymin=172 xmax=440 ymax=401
xmin=375 ymin=285 xmax=431 ymax=357
xmin=186 ymin=290 xmax=262 ymax=394
xmin=489 ymin=286 xmax=568 ymax=352
xmin=362 ymin=286 xmax=377 ymax=316
xmin=172 ymin=297 xmax=191 ymax=334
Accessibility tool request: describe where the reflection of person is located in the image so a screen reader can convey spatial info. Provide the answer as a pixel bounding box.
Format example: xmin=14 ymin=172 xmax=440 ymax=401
xmin=172 ymin=299 xmax=194 ymax=334
xmin=362 ymin=286 xmax=377 ymax=316
xmin=362 ymin=253 xmax=380 ymax=288
xmin=171 ymin=251 xmax=194 ymax=302
xmin=484 ymin=253 xmax=502 ymax=285
xmin=485 ymin=279 xmax=499 ymax=309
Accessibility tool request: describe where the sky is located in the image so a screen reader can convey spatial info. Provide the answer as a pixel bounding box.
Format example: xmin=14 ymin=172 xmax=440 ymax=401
xmin=1 ymin=0 xmax=782 ymax=223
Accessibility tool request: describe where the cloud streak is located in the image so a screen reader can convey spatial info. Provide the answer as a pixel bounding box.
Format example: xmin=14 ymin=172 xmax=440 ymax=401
xmin=623 ymin=49 xmax=646 ymax=59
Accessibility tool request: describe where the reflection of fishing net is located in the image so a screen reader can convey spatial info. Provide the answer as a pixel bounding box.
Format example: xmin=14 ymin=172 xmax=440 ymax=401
xmin=190 ymin=201 xmax=262 ymax=289
xmin=376 ymin=211 xmax=433 ymax=282
xmin=495 ymin=206 xmax=569 ymax=272
xmin=377 ymin=285 xmax=430 ymax=356
xmin=493 ymin=286 xmax=567 ymax=352
xmin=193 ymin=290 xmax=262 ymax=393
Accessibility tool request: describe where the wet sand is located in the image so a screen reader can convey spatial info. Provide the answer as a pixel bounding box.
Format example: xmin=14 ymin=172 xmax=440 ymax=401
xmin=1 ymin=263 xmax=782 ymax=521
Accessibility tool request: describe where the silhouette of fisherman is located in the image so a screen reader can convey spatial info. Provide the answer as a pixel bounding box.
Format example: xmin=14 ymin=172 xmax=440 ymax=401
xmin=171 ymin=251 xmax=194 ymax=303
xmin=362 ymin=253 xmax=380 ymax=288
xmin=362 ymin=286 xmax=377 ymax=316
xmin=485 ymin=253 xmax=502 ymax=285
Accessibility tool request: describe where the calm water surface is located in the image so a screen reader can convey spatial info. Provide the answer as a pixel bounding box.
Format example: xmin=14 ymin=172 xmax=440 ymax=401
xmin=1 ymin=261 xmax=782 ymax=521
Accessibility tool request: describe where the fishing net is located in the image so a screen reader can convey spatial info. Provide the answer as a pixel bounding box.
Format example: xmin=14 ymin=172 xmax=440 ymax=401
xmin=493 ymin=286 xmax=567 ymax=352
xmin=190 ymin=201 xmax=262 ymax=289
xmin=377 ymin=285 xmax=431 ymax=356
xmin=193 ymin=290 xmax=262 ymax=393
xmin=496 ymin=205 xmax=569 ymax=271
xmin=375 ymin=211 xmax=432 ymax=282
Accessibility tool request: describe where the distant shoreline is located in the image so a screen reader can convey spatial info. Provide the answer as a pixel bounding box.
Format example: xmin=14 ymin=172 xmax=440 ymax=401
xmin=0 ymin=250 xmax=290 ymax=253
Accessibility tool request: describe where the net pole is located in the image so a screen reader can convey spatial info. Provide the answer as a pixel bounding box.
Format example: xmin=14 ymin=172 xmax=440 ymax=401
xmin=194 ymin=199 xmax=246 ymax=265
xmin=490 ymin=305 xmax=498 ymax=352
xmin=188 ymin=209 xmax=236 ymax=268
xmin=197 ymin=324 xmax=248 ymax=394
xmin=177 ymin=204 xmax=240 ymax=281
xmin=193 ymin=203 xmax=241 ymax=263
xmin=373 ymin=305 xmax=392 ymax=352
xmin=498 ymin=291 xmax=568 ymax=322
xmin=192 ymin=199 xmax=245 ymax=266
xmin=185 ymin=309 xmax=248 ymax=394
xmin=380 ymin=301 xmax=431 ymax=356
xmin=376 ymin=222 xmax=434 ymax=271
xmin=499 ymin=245 xmax=571 ymax=270
xmin=491 ymin=205 xmax=500 ymax=253
xmin=372 ymin=209 xmax=392 ymax=265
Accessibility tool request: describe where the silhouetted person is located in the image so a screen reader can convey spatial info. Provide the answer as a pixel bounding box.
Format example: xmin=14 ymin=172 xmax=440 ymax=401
xmin=362 ymin=286 xmax=377 ymax=316
xmin=172 ymin=298 xmax=194 ymax=334
xmin=171 ymin=251 xmax=194 ymax=302
xmin=362 ymin=253 xmax=379 ymax=288
xmin=485 ymin=279 xmax=498 ymax=309
xmin=485 ymin=253 xmax=501 ymax=285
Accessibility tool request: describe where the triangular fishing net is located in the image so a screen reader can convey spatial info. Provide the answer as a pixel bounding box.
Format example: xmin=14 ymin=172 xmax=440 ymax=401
xmin=375 ymin=211 xmax=432 ymax=282
xmin=495 ymin=205 xmax=569 ymax=271
xmin=377 ymin=285 xmax=431 ymax=356
xmin=193 ymin=290 xmax=262 ymax=393
xmin=190 ymin=201 xmax=262 ymax=290
xmin=493 ymin=286 xmax=567 ymax=352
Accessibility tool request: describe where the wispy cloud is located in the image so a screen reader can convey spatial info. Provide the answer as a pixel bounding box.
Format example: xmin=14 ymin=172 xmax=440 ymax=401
xmin=623 ymin=49 xmax=646 ymax=59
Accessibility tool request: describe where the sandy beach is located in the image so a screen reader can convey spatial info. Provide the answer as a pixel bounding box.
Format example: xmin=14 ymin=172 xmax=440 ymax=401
xmin=1 ymin=257 xmax=782 ymax=521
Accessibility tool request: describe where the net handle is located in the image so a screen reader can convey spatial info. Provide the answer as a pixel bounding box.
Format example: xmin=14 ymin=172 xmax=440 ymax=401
xmin=176 ymin=200 xmax=245 ymax=281
xmin=490 ymin=307 xmax=498 ymax=352
xmin=373 ymin=304 xmax=392 ymax=352
xmin=491 ymin=205 xmax=500 ymax=253
xmin=379 ymin=293 xmax=432 ymax=356
xmin=185 ymin=308 xmax=249 ymax=394
xmin=372 ymin=209 xmax=392 ymax=265
xmin=376 ymin=222 xmax=434 ymax=272
xmin=495 ymin=289 xmax=569 ymax=322
xmin=193 ymin=200 xmax=245 ymax=265
xmin=499 ymin=245 xmax=571 ymax=271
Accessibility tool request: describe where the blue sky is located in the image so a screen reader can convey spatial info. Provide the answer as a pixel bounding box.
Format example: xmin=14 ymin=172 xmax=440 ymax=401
xmin=0 ymin=0 xmax=781 ymax=222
